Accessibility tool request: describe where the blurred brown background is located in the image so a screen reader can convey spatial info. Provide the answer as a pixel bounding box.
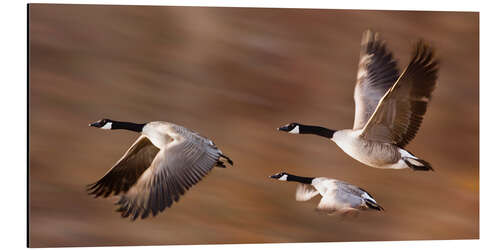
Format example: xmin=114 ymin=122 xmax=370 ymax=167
xmin=28 ymin=4 xmax=479 ymax=247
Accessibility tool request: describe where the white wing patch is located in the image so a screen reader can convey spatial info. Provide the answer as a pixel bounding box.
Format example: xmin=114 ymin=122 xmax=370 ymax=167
xmin=316 ymin=195 xmax=339 ymax=212
xmin=295 ymin=183 xmax=319 ymax=202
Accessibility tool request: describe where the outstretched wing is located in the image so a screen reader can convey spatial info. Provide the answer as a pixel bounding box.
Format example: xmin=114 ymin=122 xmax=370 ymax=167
xmin=316 ymin=194 xmax=339 ymax=213
xmin=295 ymin=183 xmax=319 ymax=202
xmin=353 ymin=30 xmax=400 ymax=130
xmin=87 ymin=136 xmax=160 ymax=198
xmin=360 ymin=41 xmax=439 ymax=146
xmin=115 ymin=135 xmax=222 ymax=220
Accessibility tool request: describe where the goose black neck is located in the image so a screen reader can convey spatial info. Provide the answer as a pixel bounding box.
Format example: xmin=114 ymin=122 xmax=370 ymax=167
xmin=287 ymin=174 xmax=314 ymax=184
xmin=111 ymin=120 xmax=145 ymax=132
xmin=299 ymin=124 xmax=336 ymax=139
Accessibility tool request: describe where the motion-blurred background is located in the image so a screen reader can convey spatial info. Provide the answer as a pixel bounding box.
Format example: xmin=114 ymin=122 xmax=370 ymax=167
xmin=28 ymin=4 xmax=478 ymax=247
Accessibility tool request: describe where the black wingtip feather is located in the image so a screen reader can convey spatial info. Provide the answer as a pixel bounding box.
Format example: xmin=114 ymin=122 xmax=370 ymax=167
xmin=218 ymin=154 xmax=234 ymax=167
xmin=86 ymin=183 xmax=104 ymax=198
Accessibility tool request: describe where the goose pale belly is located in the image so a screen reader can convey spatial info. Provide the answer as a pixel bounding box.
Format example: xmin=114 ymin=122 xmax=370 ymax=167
xmin=332 ymin=131 xmax=402 ymax=169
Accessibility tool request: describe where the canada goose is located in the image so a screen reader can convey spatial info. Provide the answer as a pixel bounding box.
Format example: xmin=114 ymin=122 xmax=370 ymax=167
xmin=87 ymin=118 xmax=233 ymax=220
xmin=269 ymin=172 xmax=383 ymax=215
xmin=278 ymin=30 xmax=438 ymax=171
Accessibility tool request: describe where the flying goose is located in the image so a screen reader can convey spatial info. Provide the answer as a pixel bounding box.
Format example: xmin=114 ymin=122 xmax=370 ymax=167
xmin=278 ymin=30 xmax=438 ymax=171
xmin=87 ymin=118 xmax=233 ymax=220
xmin=269 ymin=172 xmax=383 ymax=215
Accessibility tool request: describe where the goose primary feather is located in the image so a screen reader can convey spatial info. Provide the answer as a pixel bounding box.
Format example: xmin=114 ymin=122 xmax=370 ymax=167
xmin=278 ymin=30 xmax=438 ymax=171
xmin=87 ymin=118 xmax=233 ymax=220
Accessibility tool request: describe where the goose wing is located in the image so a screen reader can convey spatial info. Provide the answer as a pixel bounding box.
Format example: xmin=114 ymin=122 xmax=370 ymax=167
xmin=87 ymin=135 xmax=160 ymax=198
xmin=360 ymin=41 xmax=439 ymax=146
xmin=336 ymin=181 xmax=376 ymax=204
xmin=315 ymin=180 xmax=368 ymax=212
xmin=295 ymin=183 xmax=319 ymax=202
xmin=314 ymin=179 xmax=342 ymax=212
xmin=337 ymin=182 xmax=383 ymax=211
xmin=316 ymin=192 xmax=339 ymax=212
xmin=353 ymin=30 xmax=400 ymax=130
xmin=115 ymin=135 xmax=222 ymax=220
xmin=317 ymin=190 xmax=365 ymax=213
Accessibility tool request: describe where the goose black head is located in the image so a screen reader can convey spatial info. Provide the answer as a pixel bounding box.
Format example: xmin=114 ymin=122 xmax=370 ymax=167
xmin=269 ymin=172 xmax=289 ymax=181
xmin=278 ymin=123 xmax=300 ymax=134
xmin=89 ymin=118 xmax=113 ymax=129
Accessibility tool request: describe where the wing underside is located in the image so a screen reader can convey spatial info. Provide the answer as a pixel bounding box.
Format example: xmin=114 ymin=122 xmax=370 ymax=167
xmin=352 ymin=30 xmax=400 ymax=130
xmin=360 ymin=41 xmax=439 ymax=146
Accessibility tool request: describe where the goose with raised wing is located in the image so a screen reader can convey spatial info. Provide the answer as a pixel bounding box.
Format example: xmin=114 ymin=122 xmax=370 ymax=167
xmin=278 ymin=30 xmax=439 ymax=171
xmin=87 ymin=118 xmax=233 ymax=220
xmin=269 ymin=172 xmax=383 ymax=215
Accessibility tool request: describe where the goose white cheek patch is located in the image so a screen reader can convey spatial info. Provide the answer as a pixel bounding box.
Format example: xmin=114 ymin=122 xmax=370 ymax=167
xmin=289 ymin=126 xmax=299 ymax=134
xmin=278 ymin=174 xmax=288 ymax=181
xmin=101 ymin=122 xmax=112 ymax=130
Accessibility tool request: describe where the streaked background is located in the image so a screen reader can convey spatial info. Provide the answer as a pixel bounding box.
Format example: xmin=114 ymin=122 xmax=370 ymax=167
xmin=28 ymin=4 xmax=478 ymax=247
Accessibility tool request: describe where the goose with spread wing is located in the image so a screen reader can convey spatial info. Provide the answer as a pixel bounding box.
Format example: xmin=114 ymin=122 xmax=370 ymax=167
xmin=87 ymin=118 xmax=233 ymax=220
xmin=278 ymin=30 xmax=439 ymax=171
xmin=269 ymin=172 xmax=383 ymax=215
